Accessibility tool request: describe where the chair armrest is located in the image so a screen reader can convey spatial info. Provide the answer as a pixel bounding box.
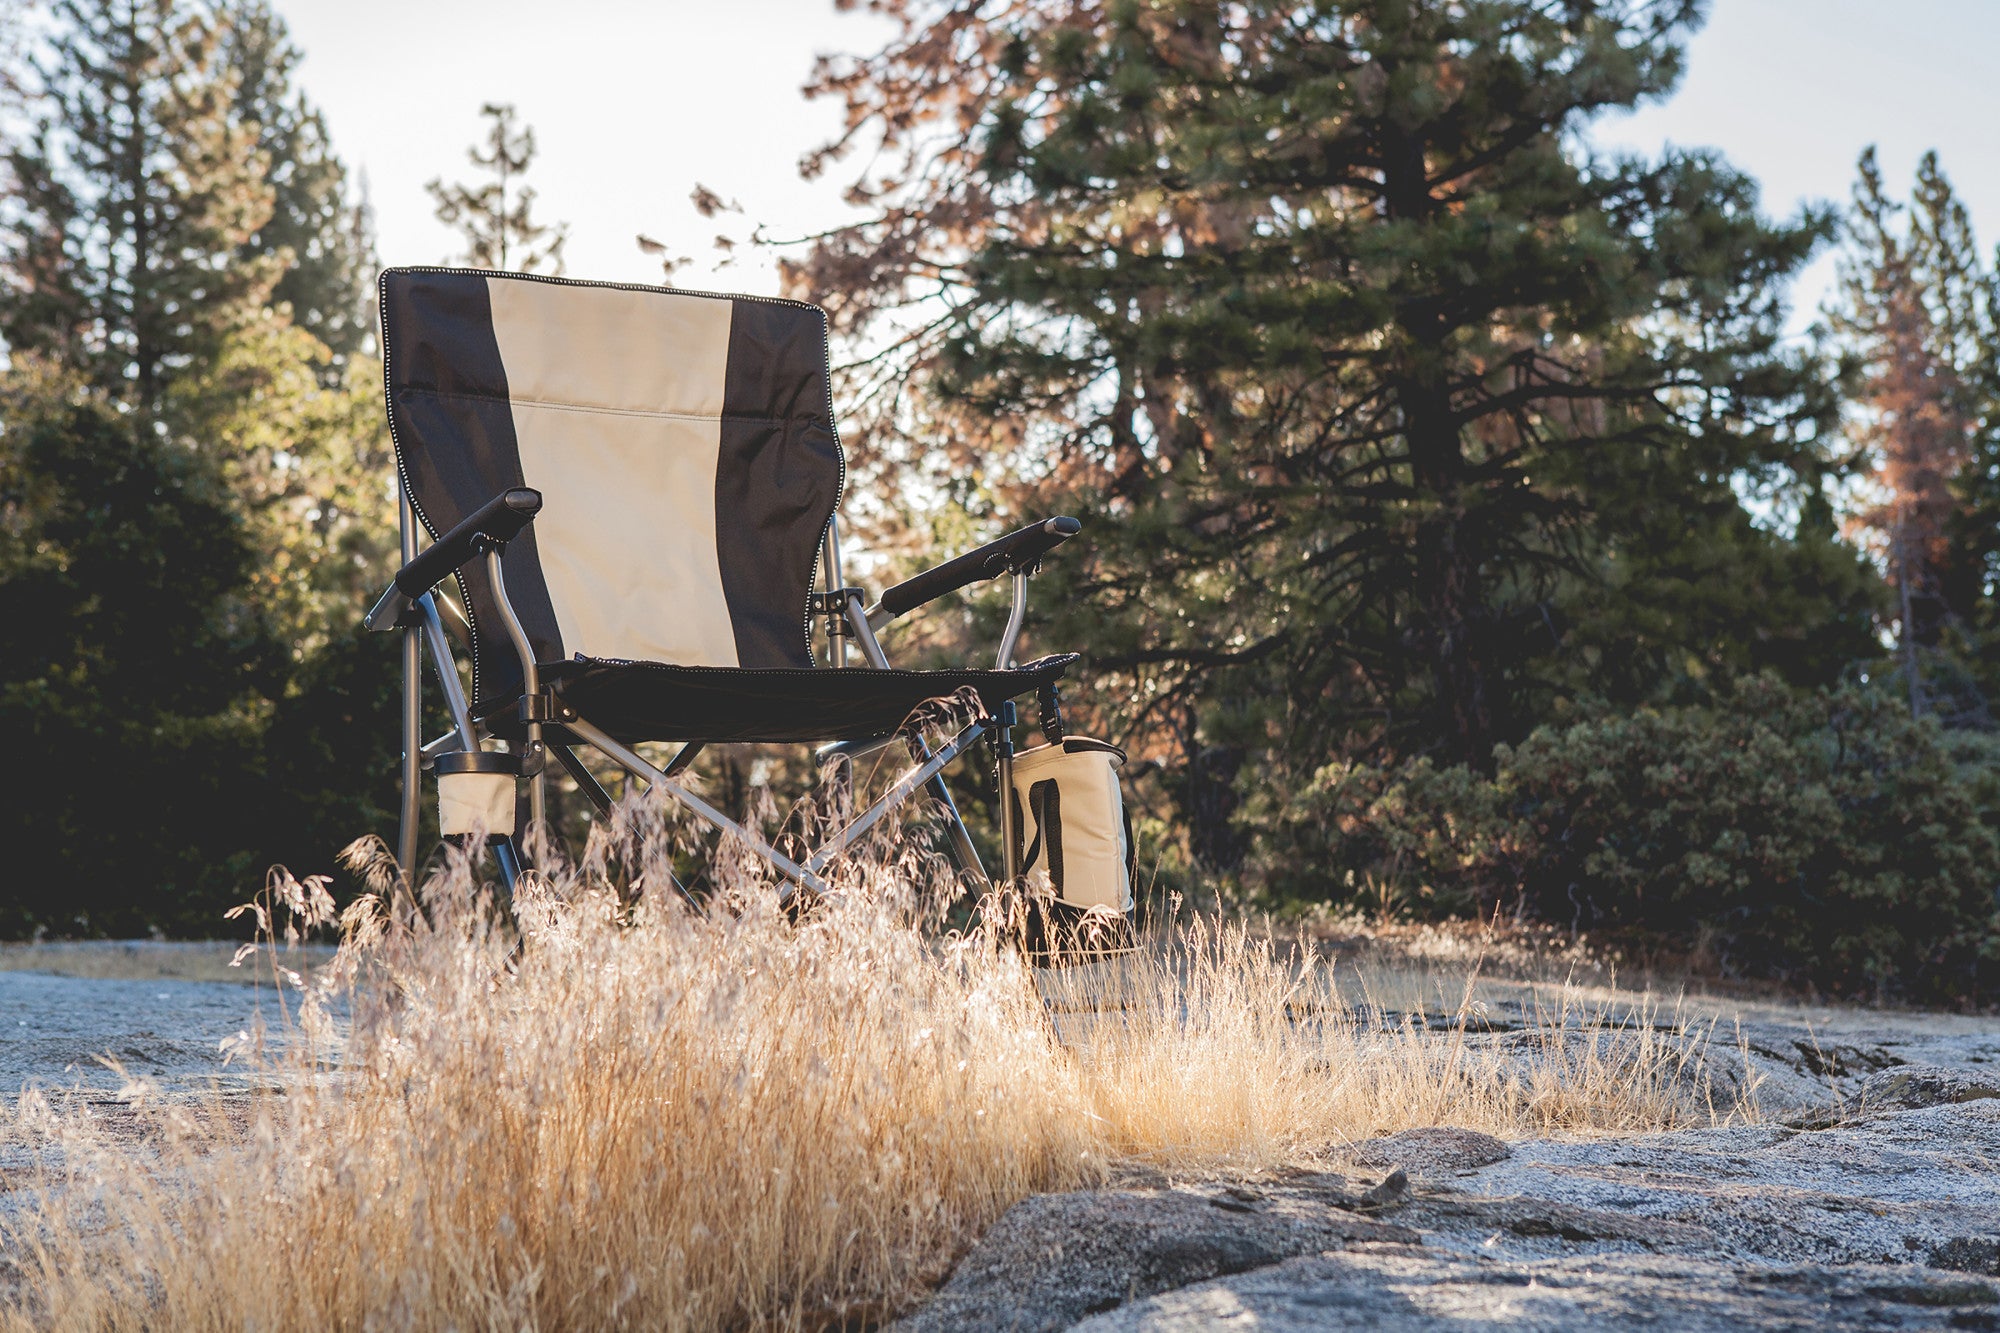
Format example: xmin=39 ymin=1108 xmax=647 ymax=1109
xmin=874 ymin=516 xmax=1081 ymax=621
xmin=364 ymin=487 xmax=542 ymax=631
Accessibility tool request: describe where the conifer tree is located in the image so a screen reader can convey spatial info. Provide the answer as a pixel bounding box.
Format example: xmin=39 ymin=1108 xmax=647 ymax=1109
xmin=427 ymin=104 xmax=568 ymax=274
xmin=0 ymin=0 xmax=279 ymax=417
xmin=0 ymin=0 xmax=398 ymax=928
xmin=1836 ymin=154 xmax=1969 ymax=714
xmin=1831 ymin=149 xmax=2000 ymax=722
xmin=223 ymin=1 xmax=376 ymax=365
xmin=795 ymin=0 xmax=1858 ymax=857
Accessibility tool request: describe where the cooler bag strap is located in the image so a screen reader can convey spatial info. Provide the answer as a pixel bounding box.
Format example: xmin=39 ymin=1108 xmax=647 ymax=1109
xmin=1022 ymin=778 xmax=1063 ymax=893
xmin=1123 ymin=802 xmax=1136 ymax=895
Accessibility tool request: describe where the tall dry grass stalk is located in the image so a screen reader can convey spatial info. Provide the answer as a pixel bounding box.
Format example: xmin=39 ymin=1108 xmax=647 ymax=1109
xmin=1 ymin=794 xmax=1756 ymax=1330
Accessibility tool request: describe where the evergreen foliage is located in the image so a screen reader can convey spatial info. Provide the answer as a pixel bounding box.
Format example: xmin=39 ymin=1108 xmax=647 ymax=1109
xmin=426 ymin=103 xmax=569 ymax=274
xmin=223 ymin=0 xmax=377 ymax=367
xmin=0 ymin=366 xmax=274 ymax=933
xmin=0 ymin=0 xmax=1991 ymax=999
xmin=0 ymin=0 xmax=395 ymax=934
xmin=1828 ymin=148 xmax=2000 ymax=725
xmin=0 ymin=0 xmax=279 ymax=417
xmin=1271 ymin=678 xmax=2000 ymax=1003
xmin=795 ymin=0 xmax=1879 ymax=862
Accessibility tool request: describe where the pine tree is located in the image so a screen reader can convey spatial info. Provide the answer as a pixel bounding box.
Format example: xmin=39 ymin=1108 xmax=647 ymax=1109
xmin=427 ymin=104 xmax=568 ymax=274
xmin=794 ymin=0 xmax=1853 ymax=858
xmin=0 ymin=0 xmax=279 ymax=417
xmin=1831 ymin=149 xmax=1997 ymax=721
xmin=223 ymin=0 xmax=376 ymax=366
xmin=0 ymin=122 xmax=90 ymax=370
xmin=1908 ymin=154 xmax=2000 ymax=696
xmin=0 ymin=1 xmax=397 ymax=928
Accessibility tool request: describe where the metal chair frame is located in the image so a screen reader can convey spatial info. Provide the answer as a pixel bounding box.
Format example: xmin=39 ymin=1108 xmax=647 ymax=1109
xmin=384 ymin=488 xmax=1059 ymax=903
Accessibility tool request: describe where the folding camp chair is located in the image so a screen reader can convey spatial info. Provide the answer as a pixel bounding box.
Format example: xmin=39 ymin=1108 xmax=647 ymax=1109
xmin=362 ymin=267 xmax=1084 ymax=905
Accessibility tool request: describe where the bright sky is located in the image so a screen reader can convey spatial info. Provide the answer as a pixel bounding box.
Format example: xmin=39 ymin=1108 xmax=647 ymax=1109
xmin=279 ymin=0 xmax=2000 ymax=328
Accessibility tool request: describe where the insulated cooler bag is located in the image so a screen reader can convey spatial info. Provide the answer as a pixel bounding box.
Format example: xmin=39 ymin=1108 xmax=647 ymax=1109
xmin=1009 ymin=737 xmax=1137 ymax=957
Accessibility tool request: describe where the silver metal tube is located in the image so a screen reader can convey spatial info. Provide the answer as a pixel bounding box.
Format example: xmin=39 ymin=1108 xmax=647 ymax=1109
xmin=397 ymin=490 xmax=422 ymax=884
xmin=821 ymin=515 xmax=849 ymax=667
xmin=815 ymin=733 xmax=900 ymax=765
xmin=842 ymin=597 xmax=983 ymax=879
xmin=419 ymin=594 xmax=478 ymax=750
xmin=433 ymin=588 xmax=473 ymax=647
xmin=486 ymin=546 xmax=544 ymax=832
xmin=847 ymin=597 xmax=891 ymax=669
xmin=564 ymin=716 xmax=830 ymax=900
xmin=804 ymin=724 xmax=985 ymax=873
xmin=995 ymin=572 xmax=1030 ymax=669
xmin=492 ymin=840 xmax=523 ymax=892
xmin=910 ymin=734 xmax=984 ymax=881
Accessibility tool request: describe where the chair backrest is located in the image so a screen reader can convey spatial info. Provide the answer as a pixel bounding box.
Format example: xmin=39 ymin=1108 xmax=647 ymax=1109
xmin=380 ymin=268 xmax=844 ymax=716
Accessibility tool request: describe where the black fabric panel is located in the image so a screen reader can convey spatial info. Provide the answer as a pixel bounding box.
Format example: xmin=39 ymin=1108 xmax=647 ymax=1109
xmin=381 ymin=270 xmax=510 ymax=398
xmin=1018 ymin=898 xmax=1138 ymax=966
xmin=380 ymin=269 xmax=564 ymax=713
xmin=1025 ymin=780 xmax=1063 ymax=892
xmin=530 ymin=654 xmax=1077 ymax=745
xmin=716 ymin=300 xmax=843 ymax=669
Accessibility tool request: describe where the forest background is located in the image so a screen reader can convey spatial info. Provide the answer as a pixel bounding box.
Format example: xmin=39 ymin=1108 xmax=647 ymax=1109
xmin=4 ymin=0 xmax=1999 ymax=1005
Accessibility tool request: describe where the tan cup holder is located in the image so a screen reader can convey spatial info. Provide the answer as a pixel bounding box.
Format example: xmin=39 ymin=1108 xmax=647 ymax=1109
xmin=433 ymin=750 xmax=520 ymax=837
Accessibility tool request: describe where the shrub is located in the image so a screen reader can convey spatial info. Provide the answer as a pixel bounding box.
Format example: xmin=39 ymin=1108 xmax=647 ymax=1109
xmin=1272 ymin=679 xmax=2000 ymax=1003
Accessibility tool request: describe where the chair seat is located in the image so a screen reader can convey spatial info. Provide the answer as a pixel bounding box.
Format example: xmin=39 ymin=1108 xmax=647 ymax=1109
xmin=520 ymin=653 xmax=1078 ymax=745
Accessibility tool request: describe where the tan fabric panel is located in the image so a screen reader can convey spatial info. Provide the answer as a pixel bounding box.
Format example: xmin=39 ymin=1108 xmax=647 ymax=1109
xmin=507 ymin=402 xmax=740 ymax=666
xmin=485 ymin=277 xmax=733 ymax=416
xmin=486 ymin=277 xmax=740 ymax=666
xmin=438 ymin=772 xmax=517 ymax=837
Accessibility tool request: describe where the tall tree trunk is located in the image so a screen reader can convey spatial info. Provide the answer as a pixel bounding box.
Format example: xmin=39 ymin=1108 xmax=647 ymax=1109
xmin=1381 ymin=121 xmax=1496 ymax=768
xmin=1897 ymin=517 xmax=1927 ymax=717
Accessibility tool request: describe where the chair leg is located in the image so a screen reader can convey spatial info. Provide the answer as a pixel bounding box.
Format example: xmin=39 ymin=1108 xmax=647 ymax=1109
xmin=493 ymin=837 xmax=524 ymax=892
xmin=823 ymin=750 xmax=855 ymax=832
xmin=907 ymin=735 xmax=985 ymax=881
xmin=398 ymin=624 xmax=423 ymax=884
xmin=564 ymin=716 xmax=832 ymax=900
xmin=396 ymin=489 xmax=423 ymax=886
xmin=551 ymin=744 xmax=614 ymax=815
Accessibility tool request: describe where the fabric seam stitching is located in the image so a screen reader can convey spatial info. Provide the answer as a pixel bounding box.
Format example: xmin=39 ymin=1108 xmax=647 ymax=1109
xmin=405 ymin=385 xmax=797 ymax=426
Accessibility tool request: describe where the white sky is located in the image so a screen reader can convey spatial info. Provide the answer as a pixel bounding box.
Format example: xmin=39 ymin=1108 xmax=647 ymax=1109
xmin=279 ymin=0 xmax=897 ymax=297
xmin=277 ymin=0 xmax=2000 ymax=327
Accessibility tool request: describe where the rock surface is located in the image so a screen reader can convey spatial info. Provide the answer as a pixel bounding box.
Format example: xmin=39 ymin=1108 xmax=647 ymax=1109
xmin=8 ymin=949 xmax=2000 ymax=1328
xmin=0 ymin=966 xmax=295 ymax=1095
xmin=899 ymin=998 xmax=2000 ymax=1331
xmin=1073 ymin=1253 xmax=2000 ymax=1331
xmin=898 ymin=1184 xmax=1420 ymax=1333
xmin=1349 ymin=1127 xmax=1511 ymax=1176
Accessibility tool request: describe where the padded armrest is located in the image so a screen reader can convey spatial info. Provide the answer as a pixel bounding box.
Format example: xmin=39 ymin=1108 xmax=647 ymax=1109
xmin=395 ymin=488 xmax=542 ymax=595
xmin=364 ymin=488 xmax=542 ymax=631
xmin=876 ymin=516 xmax=1081 ymax=619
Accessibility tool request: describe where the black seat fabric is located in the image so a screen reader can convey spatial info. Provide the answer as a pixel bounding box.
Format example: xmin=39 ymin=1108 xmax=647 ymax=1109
xmin=527 ymin=654 xmax=1078 ymax=745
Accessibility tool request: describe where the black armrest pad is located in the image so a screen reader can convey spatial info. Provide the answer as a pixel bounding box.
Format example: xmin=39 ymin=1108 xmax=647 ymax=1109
xmin=878 ymin=516 xmax=1081 ymax=618
xmin=395 ymin=488 xmax=542 ymax=595
xmin=364 ymin=488 xmax=541 ymax=631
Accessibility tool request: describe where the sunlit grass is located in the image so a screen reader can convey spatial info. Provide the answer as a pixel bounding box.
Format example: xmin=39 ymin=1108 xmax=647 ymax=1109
xmin=0 ymin=793 xmax=1759 ymax=1331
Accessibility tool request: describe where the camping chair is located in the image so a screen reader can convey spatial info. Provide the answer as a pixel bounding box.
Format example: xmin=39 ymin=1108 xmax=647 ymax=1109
xmin=362 ymin=267 xmax=1086 ymax=908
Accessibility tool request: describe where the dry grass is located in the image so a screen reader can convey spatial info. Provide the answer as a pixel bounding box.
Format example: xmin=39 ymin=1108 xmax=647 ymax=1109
xmin=0 ymin=795 xmax=1760 ymax=1331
